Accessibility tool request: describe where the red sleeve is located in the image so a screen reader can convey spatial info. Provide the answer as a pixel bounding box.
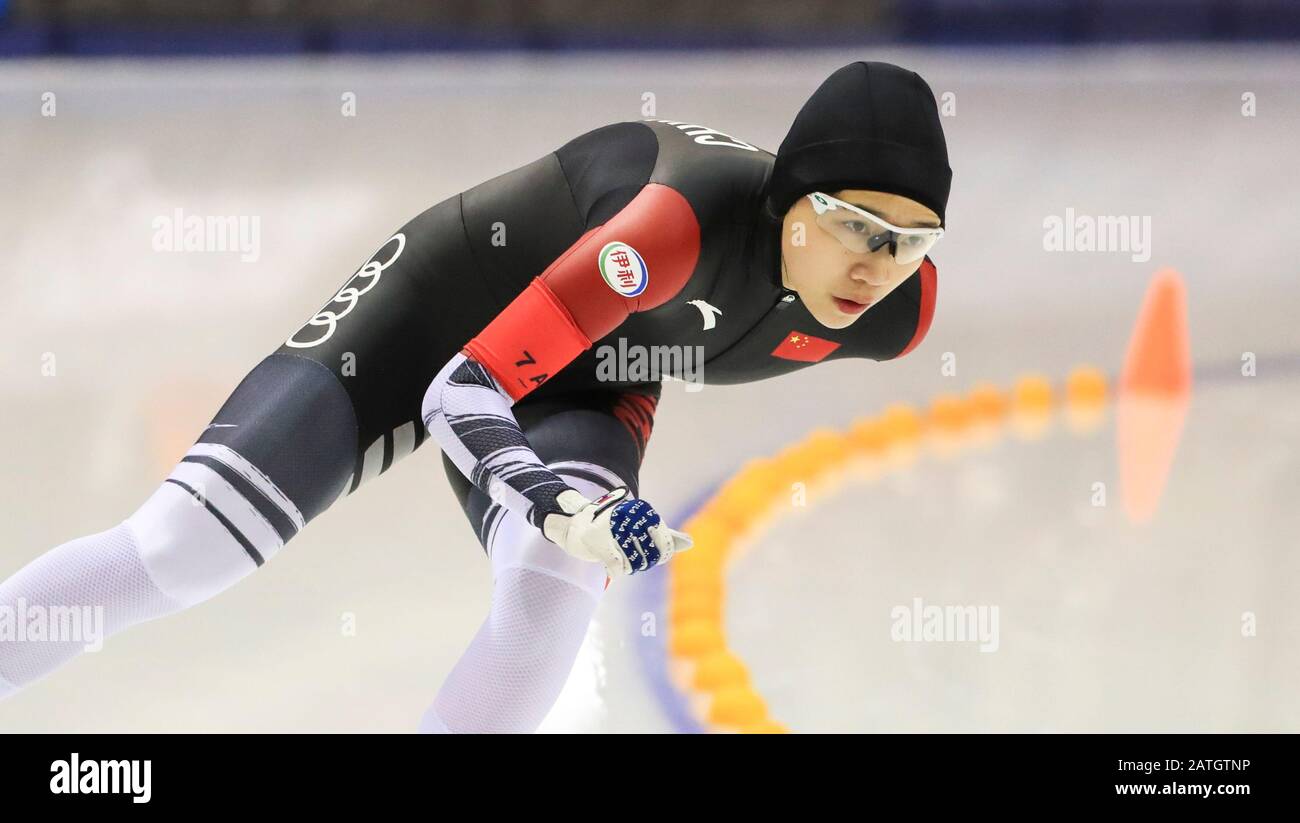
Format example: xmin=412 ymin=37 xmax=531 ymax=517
xmin=894 ymin=256 xmax=938 ymax=360
xmin=462 ymin=183 xmax=701 ymax=401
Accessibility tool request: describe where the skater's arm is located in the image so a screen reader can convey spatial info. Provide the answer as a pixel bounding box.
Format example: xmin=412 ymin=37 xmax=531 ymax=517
xmin=422 ymin=351 xmax=569 ymax=529
xmin=422 ymin=182 xmax=699 ymax=530
xmin=460 ymin=183 xmax=699 ymax=401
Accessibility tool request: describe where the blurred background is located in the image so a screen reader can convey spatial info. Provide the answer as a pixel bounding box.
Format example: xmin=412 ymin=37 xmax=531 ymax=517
xmin=3 ymin=0 xmax=1300 ymax=52
xmin=1 ymin=2 xmax=1297 ymax=732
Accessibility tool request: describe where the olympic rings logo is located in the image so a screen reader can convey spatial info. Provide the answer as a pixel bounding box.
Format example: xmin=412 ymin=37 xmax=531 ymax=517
xmin=285 ymin=233 xmax=406 ymax=349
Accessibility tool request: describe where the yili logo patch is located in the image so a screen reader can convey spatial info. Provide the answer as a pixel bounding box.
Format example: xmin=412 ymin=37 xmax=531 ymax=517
xmin=598 ymin=241 xmax=649 ymax=297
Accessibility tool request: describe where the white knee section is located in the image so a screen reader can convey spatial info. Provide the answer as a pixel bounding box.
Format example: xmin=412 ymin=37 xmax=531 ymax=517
xmin=420 ymin=464 xmax=624 ymax=734
xmin=125 ymin=476 xmax=262 ymax=609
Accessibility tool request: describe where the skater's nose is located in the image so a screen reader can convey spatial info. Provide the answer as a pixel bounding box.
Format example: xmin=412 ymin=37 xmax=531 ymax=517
xmin=848 ymin=258 xmax=894 ymax=288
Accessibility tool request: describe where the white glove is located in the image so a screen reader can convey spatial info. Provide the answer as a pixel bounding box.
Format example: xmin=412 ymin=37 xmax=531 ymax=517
xmin=542 ymin=487 xmax=693 ymax=577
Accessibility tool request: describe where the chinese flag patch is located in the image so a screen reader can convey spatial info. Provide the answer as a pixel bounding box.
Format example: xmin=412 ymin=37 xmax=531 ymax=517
xmin=771 ymin=331 xmax=840 ymax=362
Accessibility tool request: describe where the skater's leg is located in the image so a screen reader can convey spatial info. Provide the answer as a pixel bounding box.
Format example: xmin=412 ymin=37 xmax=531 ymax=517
xmin=1 ymin=199 xmax=486 ymax=702
xmin=0 ymin=354 xmax=357 ymax=697
xmin=421 ymin=389 xmax=659 ymax=733
xmin=419 ymin=466 xmax=617 ymax=734
xmin=0 ymin=522 xmax=174 ymax=701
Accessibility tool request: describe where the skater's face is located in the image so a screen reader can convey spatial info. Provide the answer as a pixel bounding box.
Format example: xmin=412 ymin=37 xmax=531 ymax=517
xmin=780 ymin=189 xmax=941 ymax=330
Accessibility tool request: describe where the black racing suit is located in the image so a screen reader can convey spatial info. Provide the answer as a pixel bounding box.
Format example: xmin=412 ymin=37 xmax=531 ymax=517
xmin=194 ymin=118 xmax=937 ymax=555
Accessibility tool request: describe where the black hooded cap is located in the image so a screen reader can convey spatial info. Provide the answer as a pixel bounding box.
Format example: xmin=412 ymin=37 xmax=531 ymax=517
xmin=764 ymin=61 xmax=952 ymax=228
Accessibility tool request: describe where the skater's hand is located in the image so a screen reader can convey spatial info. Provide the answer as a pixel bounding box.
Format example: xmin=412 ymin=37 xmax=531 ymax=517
xmin=542 ymin=487 xmax=693 ymax=577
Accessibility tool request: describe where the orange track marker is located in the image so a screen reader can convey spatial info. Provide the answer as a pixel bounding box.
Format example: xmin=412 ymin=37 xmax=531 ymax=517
xmin=1117 ymin=268 xmax=1192 ymax=523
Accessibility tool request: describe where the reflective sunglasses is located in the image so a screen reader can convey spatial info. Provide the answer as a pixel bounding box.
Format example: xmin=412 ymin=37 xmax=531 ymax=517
xmin=806 ymin=191 xmax=943 ymax=265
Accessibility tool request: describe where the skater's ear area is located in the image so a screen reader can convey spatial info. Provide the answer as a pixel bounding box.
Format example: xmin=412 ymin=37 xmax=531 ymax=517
xmin=462 ymin=182 xmax=701 ymax=403
xmin=889 ymin=255 xmax=937 ymax=360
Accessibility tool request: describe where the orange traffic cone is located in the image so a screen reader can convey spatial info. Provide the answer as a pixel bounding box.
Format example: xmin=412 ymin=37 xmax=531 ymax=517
xmin=1116 ymin=268 xmax=1192 ymax=524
